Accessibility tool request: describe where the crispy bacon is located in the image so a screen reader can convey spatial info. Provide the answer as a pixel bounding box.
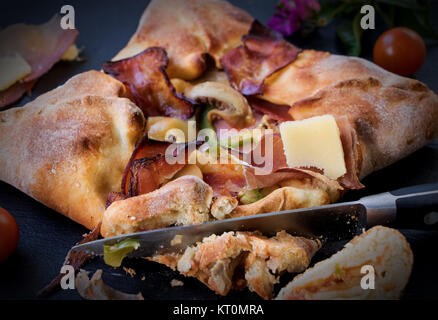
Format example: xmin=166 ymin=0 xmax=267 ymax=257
xmin=102 ymin=47 xmax=194 ymax=119
xmin=128 ymin=155 xmax=185 ymax=197
xmin=105 ymin=136 xmax=193 ymax=208
xmin=220 ymin=20 xmax=301 ymax=96
xmin=120 ymin=135 xmax=172 ymax=197
xmin=0 ymin=15 xmax=78 ymax=108
xmin=247 ymin=96 xmax=293 ymax=121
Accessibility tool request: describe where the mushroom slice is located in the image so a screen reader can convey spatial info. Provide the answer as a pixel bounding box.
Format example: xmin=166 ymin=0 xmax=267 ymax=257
xmin=184 ymin=81 xmax=255 ymax=128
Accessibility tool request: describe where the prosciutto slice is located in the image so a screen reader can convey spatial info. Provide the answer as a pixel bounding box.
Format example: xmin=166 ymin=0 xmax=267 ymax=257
xmin=102 ymin=47 xmax=194 ymax=119
xmin=235 ymin=126 xmax=363 ymax=190
xmin=221 ymin=20 xmax=301 ymax=96
xmin=0 ymin=15 xmax=78 ymax=108
xmin=247 ymin=96 xmax=293 ymax=121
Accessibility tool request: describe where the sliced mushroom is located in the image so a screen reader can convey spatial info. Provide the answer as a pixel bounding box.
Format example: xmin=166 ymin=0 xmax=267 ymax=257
xmin=147 ymin=116 xmax=196 ymax=143
xmin=184 ymin=81 xmax=255 ymax=128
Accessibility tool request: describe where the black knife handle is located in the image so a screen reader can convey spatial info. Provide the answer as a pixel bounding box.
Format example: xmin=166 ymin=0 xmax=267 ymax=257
xmin=361 ymin=183 xmax=438 ymax=229
xmin=391 ymin=183 xmax=438 ymax=229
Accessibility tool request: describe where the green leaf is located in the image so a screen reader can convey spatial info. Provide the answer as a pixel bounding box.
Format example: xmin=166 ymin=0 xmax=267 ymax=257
xmin=317 ymin=1 xmax=349 ymax=26
xmin=396 ymin=4 xmax=438 ymax=40
xmin=337 ymin=12 xmax=363 ymax=56
xmin=103 ymin=238 xmax=140 ymax=268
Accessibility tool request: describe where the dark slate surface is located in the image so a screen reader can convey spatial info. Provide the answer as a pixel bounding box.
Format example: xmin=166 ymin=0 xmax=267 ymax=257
xmin=0 ymin=0 xmax=437 ymax=300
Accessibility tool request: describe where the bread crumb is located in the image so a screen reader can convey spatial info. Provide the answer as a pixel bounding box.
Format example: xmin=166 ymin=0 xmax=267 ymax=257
xmin=171 ymin=234 xmax=183 ymax=246
xmin=170 ymin=279 xmax=184 ymax=287
xmin=123 ymin=267 xmax=136 ymax=277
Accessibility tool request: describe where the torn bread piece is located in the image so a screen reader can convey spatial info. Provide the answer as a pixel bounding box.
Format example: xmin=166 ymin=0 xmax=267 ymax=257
xmin=101 ymin=176 xmax=214 ymax=238
xmin=276 ymin=226 xmax=413 ymax=300
xmin=150 ymin=231 xmax=321 ymax=299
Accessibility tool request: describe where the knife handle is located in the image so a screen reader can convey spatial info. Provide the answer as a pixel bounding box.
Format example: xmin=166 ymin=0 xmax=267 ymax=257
xmin=361 ymin=183 xmax=438 ymax=229
xmin=391 ymin=183 xmax=438 ymax=229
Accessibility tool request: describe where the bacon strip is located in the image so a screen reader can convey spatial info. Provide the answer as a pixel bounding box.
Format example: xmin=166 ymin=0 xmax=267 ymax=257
xmin=102 ymin=47 xmax=194 ymax=119
xmin=247 ymin=96 xmax=293 ymax=121
xmin=220 ymin=20 xmax=301 ymax=96
xmin=105 ymin=136 xmax=194 ymax=207
xmin=128 ymin=155 xmax=185 ymax=197
xmin=0 ymin=15 xmax=78 ymax=108
xmin=203 ymin=164 xmax=246 ymax=197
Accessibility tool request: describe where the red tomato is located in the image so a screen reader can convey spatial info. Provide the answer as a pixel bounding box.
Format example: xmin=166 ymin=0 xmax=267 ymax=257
xmin=0 ymin=207 xmax=19 ymax=262
xmin=373 ymin=27 xmax=426 ymax=76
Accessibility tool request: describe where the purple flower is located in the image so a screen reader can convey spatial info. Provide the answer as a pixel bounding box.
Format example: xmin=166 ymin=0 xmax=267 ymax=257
xmin=268 ymin=0 xmax=321 ymax=36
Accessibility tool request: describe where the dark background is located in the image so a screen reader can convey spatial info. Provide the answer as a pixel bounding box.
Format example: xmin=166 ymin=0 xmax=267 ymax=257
xmin=0 ymin=0 xmax=437 ymax=300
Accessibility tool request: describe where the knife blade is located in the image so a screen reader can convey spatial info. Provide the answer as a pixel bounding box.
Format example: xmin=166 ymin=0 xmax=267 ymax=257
xmin=73 ymin=201 xmax=366 ymax=258
xmin=72 ymin=182 xmax=438 ymax=258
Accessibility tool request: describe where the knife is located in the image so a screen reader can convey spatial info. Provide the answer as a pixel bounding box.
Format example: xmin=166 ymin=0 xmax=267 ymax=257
xmin=73 ymin=183 xmax=438 ymax=258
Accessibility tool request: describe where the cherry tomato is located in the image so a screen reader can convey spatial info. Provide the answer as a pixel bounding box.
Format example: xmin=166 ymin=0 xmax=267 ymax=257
xmin=0 ymin=207 xmax=19 ymax=262
xmin=373 ymin=27 xmax=426 ymax=76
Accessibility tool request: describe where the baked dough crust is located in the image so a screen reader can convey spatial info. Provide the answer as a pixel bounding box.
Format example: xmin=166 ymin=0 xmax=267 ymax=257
xmin=113 ymin=0 xmax=253 ymax=80
xmin=262 ymin=50 xmax=438 ymax=178
xmin=0 ymin=71 xmax=145 ymax=229
xmin=101 ymin=176 xmax=214 ymax=237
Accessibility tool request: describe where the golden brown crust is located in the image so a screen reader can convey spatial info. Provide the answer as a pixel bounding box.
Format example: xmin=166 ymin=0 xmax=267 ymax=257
xmin=262 ymin=51 xmax=438 ymax=179
xmin=113 ymin=0 xmax=253 ymax=80
xmin=0 ymin=71 xmax=145 ymax=229
xmin=101 ymin=176 xmax=214 ymax=237
xmin=150 ymin=231 xmax=320 ymax=299
xmin=276 ymin=226 xmax=413 ymax=300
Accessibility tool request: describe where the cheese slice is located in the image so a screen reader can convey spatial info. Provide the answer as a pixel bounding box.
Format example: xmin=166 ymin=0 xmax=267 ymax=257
xmin=0 ymin=54 xmax=31 ymax=91
xmin=279 ymin=115 xmax=346 ymax=180
xmin=61 ymin=44 xmax=80 ymax=61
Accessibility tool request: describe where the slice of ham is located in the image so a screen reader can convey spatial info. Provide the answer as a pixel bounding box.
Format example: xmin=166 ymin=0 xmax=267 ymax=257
xmin=120 ymin=135 xmax=173 ymax=197
xmin=202 ymin=164 xmax=247 ymax=197
xmin=128 ymin=155 xmax=185 ymax=196
xmin=235 ymin=126 xmax=362 ymax=190
xmin=0 ymin=80 xmax=36 ymax=110
xmin=247 ymin=96 xmax=293 ymax=121
xmin=102 ymin=47 xmax=194 ymax=119
xmin=336 ymin=116 xmax=364 ymax=189
xmin=0 ymin=15 xmax=78 ymax=108
xmin=221 ymin=20 xmax=301 ymax=96
xmin=105 ymin=136 xmax=194 ymax=207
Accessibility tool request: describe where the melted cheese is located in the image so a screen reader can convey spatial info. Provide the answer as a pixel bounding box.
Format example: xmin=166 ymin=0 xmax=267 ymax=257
xmin=279 ymin=115 xmax=346 ymax=180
